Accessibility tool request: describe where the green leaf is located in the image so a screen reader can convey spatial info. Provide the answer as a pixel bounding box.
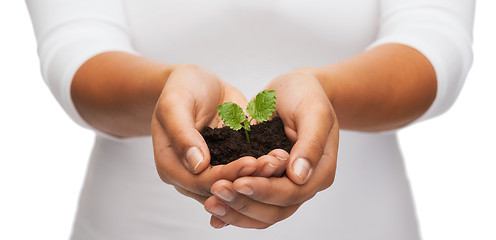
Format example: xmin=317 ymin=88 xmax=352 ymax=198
xmin=246 ymin=90 xmax=277 ymax=123
xmin=217 ymin=102 xmax=247 ymax=131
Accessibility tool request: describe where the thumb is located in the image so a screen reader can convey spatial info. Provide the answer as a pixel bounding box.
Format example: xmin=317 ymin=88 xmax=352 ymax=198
xmin=155 ymin=90 xmax=212 ymax=174
xmin=286 ymin=102 xmax=334 ymax=185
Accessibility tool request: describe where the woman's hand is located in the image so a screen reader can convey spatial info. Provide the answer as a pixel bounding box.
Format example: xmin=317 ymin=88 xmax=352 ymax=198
xmin=151 ymin=64 xmax=287 ymax=202
xmin=204 ymin=70 xmax=339 ymax=228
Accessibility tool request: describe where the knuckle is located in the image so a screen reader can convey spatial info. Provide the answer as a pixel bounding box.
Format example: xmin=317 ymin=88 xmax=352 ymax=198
xmin=158 ymin=174 xmax=172 ymax=185
xmin=176 ymin=175 xmax=210 ymax=197
xmin=170 ymin=127 xmax=186 ymax=140
xmin=186 ymin=181 xmax=212 ymax=197
xmin=267 ymin=180 xmax=301 ymax=207
xmin=283 ymin=187 xmax=316 ymax=207
xmin=155 ymin=104 xmax=176 ymax=128
xmin=169 ymin=129 xmax=187 ymax=148
xmin=156 ymin=95 xmax=175 ymax=115
xmin=226 ymin=214 xmax=243 ymax=227
xmin=267 ymin=208 xmax=288 ymax=224
xmin=281 ymin=191 xmax=301 ymax=206
xmin=186 ymin=186 xmax=212 ymax=197
xmin=155 ymin=164 xmax=172 ymax=184
xmin=305 ymin=138 xmax=324 ymax=156
xmin=319 ymin=172 xmax=336 ymax=191
xmin=306 ymin=100 xmax=333 ymax=120
xmin=233 ymin=200 xmax=251 ymax=213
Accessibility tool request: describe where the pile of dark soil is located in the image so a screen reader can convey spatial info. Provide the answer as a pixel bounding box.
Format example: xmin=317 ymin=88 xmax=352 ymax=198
xmin=201 ymin=117 xmax=293 ymax=166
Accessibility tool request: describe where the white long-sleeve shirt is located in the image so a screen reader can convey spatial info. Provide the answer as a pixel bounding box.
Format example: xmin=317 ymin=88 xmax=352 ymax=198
xmin=26 ymin=1 xmax=474 ymax=239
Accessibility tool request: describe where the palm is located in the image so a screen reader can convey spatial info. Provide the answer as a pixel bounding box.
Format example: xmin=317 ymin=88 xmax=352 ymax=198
xmin=152 ymin=65 xmax=257 ymax=199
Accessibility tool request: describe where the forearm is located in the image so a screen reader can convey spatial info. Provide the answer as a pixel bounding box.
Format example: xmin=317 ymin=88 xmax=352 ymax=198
xmin=308 ymin=43 xmax=437 ymax=132
xmin=71 ymin=51 xmax=175 ymax=138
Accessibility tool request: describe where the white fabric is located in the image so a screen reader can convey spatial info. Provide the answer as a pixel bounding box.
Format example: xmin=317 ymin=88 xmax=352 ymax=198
xmin=26 ymin=1 xmax=474 ymax=239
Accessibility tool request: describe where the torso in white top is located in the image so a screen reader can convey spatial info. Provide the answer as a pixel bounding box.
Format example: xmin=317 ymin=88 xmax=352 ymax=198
xmin=25 ymin=0 xmax=475 ymax=239
xmin=75 ymin=2 xmax=417 ymax=239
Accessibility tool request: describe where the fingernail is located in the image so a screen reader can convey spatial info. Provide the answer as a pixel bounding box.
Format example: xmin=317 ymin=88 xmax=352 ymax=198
xmin=237 ymin=186 xmax=254 ymax=196
xmin=260 ymin=162 xmax=279 ymax=176
xmin=186 ymin=147 xmax=204 ymax=172
xmin=207 ymin=205 xmax=226 ymax=216
xmin=219 ymin=223 xmax=229 ymax=228
xmin=214 ymin=188 xmax=234 ymax=202
xmin=293 ymin=158 xmax=311 ymax=182
xmin=274 ymin=152 xmax=288 ymax=161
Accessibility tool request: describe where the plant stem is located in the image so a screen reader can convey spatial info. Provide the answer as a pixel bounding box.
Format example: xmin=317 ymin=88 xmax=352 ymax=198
xmin=244 ymin=128 xmax=250 ymax=143
xmin=242 ymin=119 xmax=252 ymax=144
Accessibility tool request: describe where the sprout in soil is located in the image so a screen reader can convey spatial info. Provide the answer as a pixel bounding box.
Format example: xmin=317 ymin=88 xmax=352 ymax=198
xmin=217 ymin=90 xmax=277 ymax=143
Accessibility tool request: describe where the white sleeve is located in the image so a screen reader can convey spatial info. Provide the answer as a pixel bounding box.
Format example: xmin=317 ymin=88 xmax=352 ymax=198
xmin=26 ymin=0 xmax=138 ymax=134
xmin=368 ymin=0 xmax=475 ymax=123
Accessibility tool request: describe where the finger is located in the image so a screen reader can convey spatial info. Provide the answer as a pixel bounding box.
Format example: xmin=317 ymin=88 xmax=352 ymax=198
xmin=210 ymin=216 xmax=228 ymax=229
xmin=233 ymin=131 xmax=338 ymax=206
xmin=168 ymin=156 xmax=259 ymax=196
xmin=215 ymin=156 xmax=259 ymax=181
xmin=204 ymin=196 xmax=271 ymax=229
xmin=155 ymin=89 xmax=211 ymax=174
xmin=266 ymin=149 xmax=290 ymax=177
xmin=251 ymin=155 xmax=280 ymax=177
xmin=153 ymin=115 xmax=260 ymax=196
xmin=287 ymin=99 xmax=335 ymax=184
xmin=232 ymin=176 xmax=317 ymax=206
xmin=174 ymin=186 xmax=208 ymax=205
xmin=252 ymin=149 xmax=289 ymax=177
xmin=190 ymin=157 xmax=260 ymax=196
xmin=210 ymin=180 xmax=299 ymax=225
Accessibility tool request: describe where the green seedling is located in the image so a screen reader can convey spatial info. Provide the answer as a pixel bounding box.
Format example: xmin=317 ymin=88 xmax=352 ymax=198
xmin=217 ymin=90 xmax=277 ymax=143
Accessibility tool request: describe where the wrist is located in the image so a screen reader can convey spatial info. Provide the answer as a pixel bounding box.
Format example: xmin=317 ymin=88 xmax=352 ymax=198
xmin=153 ymin=63 xmax=179 ymax=90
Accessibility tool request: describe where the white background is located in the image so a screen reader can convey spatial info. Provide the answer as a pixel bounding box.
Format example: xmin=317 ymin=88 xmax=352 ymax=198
xmin=0 ymin=1 xmax=494 ymax=240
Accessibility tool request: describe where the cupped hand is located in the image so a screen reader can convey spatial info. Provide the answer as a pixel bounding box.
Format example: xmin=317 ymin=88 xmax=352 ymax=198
xmin=151 ymin=64 xmax=288 ymax=202
xmin=204 ymin=69 xmax=339 ymax=229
